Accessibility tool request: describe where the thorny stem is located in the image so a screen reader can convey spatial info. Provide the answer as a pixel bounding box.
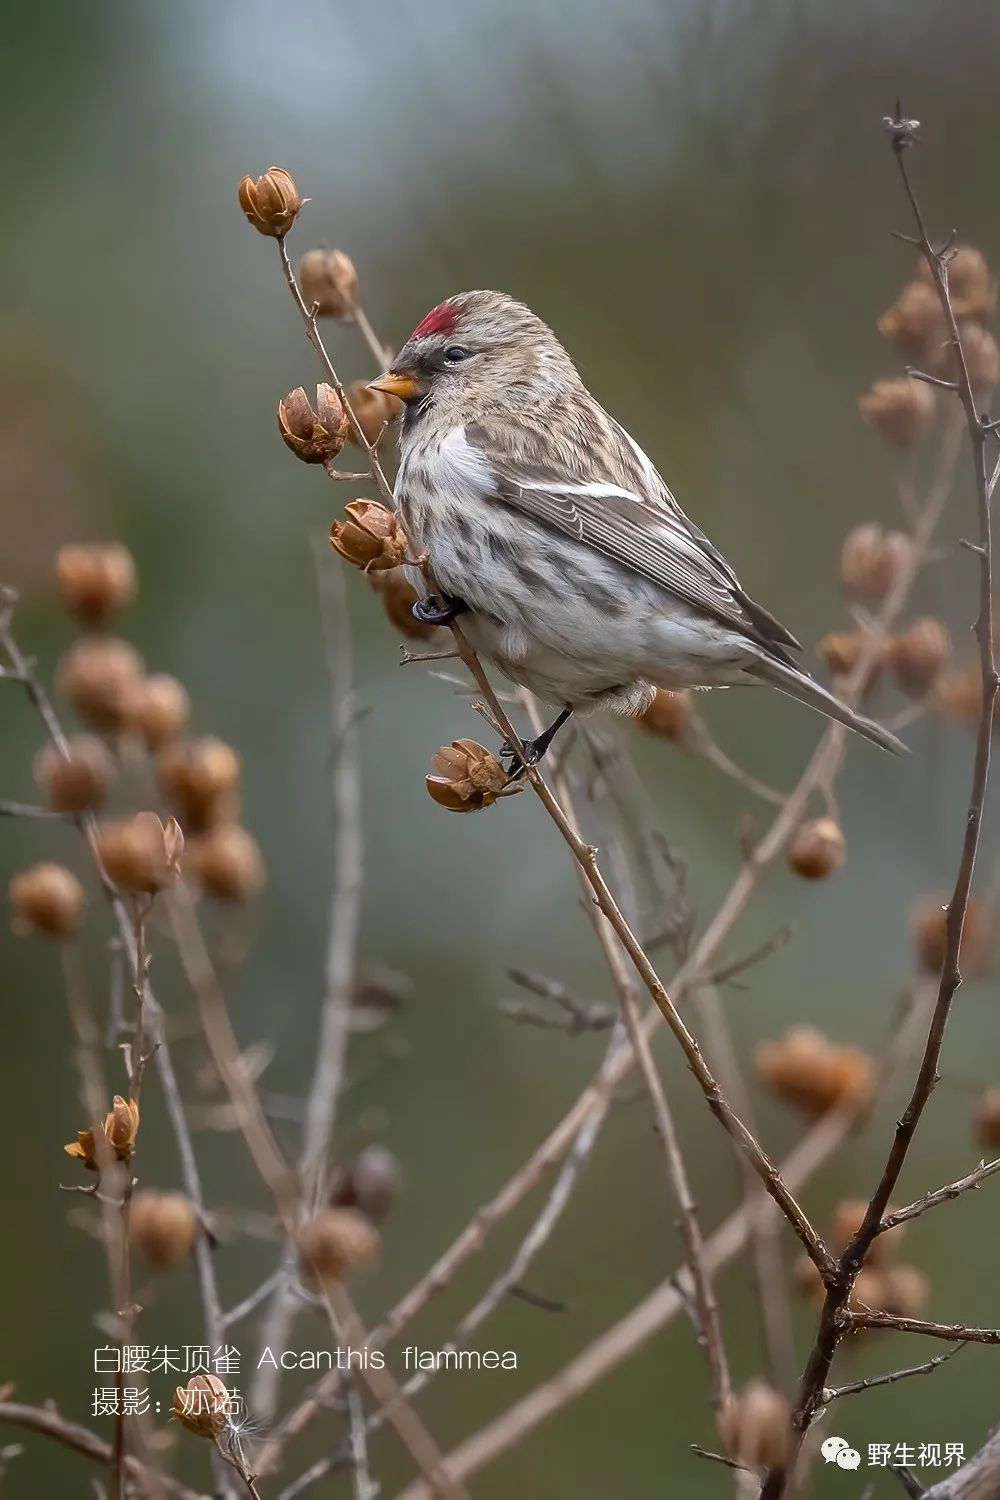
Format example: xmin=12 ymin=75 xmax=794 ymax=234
xmin=759 ymin=112 xmax=998 ymax=1500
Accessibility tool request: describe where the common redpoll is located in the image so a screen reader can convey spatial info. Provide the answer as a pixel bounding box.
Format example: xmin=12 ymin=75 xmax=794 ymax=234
xmin=370 ymin=292 xmax=904 ymax=763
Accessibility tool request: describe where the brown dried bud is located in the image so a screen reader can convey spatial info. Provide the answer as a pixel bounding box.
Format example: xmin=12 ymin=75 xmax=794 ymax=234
xmin=65 ymin=1095 xmax=139 ymax=1170
xmin=56 ymin=543 xmax=137 ymax=626
xmin=344 ymin=380 xmax=403 ymax=446
xmin=329 ymin=1144 xmax=401 ymax=1223
xmin=237 ymin=166 xmax=303 ymax=238
xmin=848 ymin=1266 xmax=892 ymax=1315
xmin=840 ymin=524 xmax=913 ymax=606
xmin=917 ymin=247 xmax=997 ymax=320
xmin=298 ymin=248 xmax=359 ymax=318
xmin=888 ymin=617 xmax=951 ymax=695
xmin=124 ymin=674 xmax=191 ymax=748
xmin=877 ymin=281 xmax=948 ymax=359
xmin=878 ymin=1264 xmax=930 ymax=1319
xmin=718 ymin=1382 xmax=791 ymax=1472
xmin=34 ymin=736 xmax=113 ymax=813
xmin=96 ymin=812 xmax=185 ymax=893
xmin=9 ymin=863 xmax=85 ymax=937
xmin=935 ymin=321 xmax=1000 ymax=400
xmin=56 ymin=637 xmax=144 ymax=730
xmin=171 ymin=1373 xmax=231 ymax=1438
xmin=278 ymin=384 xmax=350 ymax=465
xmin=973 ymin=1089 xmax=1000 ymax=1150
xmin=638 ymin=688 xmax=694 ymax=739
xmin=934 ymin=664 xmax=985 ymax=727
xmin=832 ymin=1198 xmax=905 ymax=1265
xmin=818 ymin=630 xmax=882 ymax=687
xmin=787 ymin=817 xmax=845 ymax=879
xmin=187 ymin=824 xmax=265 ymax=902
xmin=426 ymin=739 xmax=507 ymax=813
xmin=755 ymin=1026 xmax=874 ymax=1118
xmin=330 ymin=500 xmax=409 ymax=572
xmin=367 ymin=566 xmax=438 ymax=639
xmin=296 ymin=1207 xmax=380 ymax=1287
xmin=130 ymin=1190 xmax=198 ymax=1268
xmin=793 ymin=1252 xmax=824 ymax=1304
xmin=910 ymin=895 xmax=987 ymax=977
xmin=858 ymin=377 xmax=936 ymax=448
xmin=158 ymin=737 xmax=241 ymax=830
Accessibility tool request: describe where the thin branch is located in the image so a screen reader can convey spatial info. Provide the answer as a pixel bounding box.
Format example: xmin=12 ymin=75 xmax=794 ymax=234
xmin=847 ymin=1312 xmax=1000 ymax=1344
xmin=0 ymin=1404 xmax=206 ymax=1500
xmin=763 ymin=114 xmax=997 ymax=1497
xmin=386 ymin=981 xmax=935 ymax=1499
xmin=878 ymin=1158 xmax=1000 ymax=1231
xmin=821 ymin=1342 xmax=965 ymax=1401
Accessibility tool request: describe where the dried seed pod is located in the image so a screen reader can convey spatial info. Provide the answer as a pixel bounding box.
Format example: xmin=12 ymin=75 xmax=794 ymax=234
xmin=130 ymin=1190 xmax=198 ymax=1268
xmin=917 ymin=246 xmax=997 ymax=320
xmin=9 ymin=863 xmax=85 ymax=937
xmin=858 ymin=377 xmax=936 ymax=448
xmin=935 ymin=321 xmax=1000 ymax=400
xmin=878 ymin=1264 xmax=930 ymax=1319
xmin=793 ymin=1252 xmax=824 ymax=1304
xmin=33 ymin=736 xmax=113 ymax=813
xmin=330 ymin=500 xmax=409 ymax=572
xmin=840 ymin=524 xmax=913 ymax=607
xmin=888 ymin=617 xmax=951 ymax=695
xmin=910 ymin=895 xmax=987 ymax=977
xmin=237 ymin=166 xmax=303 ymax=237
xmin=877 ymin=280 xmax=948 ymax=359
xmin=832 ymin=1197 xmax=905 ymax=1265
xmin=329 ymin=1144 xmax=401 ymax=1223
xmin=124 ymin=674 xmax=191 ymax=748
xmin=973 ymin=1089 xmax=1000 ymax=1150
xmin=298 ymin=248 xmax=359 ymax=318
xmin=848 ymin=1266 xmax=891 ymax=1315
xmin=934 ymin=664 xmax=984 ymax=726
xmin=755 ymin=1026 xmax=873 ymax=1118
xmin=171 ymin=1373 xmax=231 ymax=1438
xmin=367 ymin=566 xmax=439 ymax=639
xmin=296 ymin=1207 xmax=380 ymax=1287
xmin=56 ymin=637 xmax=144 ymax=730
xmin=55 ymin=543 xmax=137 ymax=626
xmin=426 ymin=739 xmax=507 ymax=812
xmin=787 ymin=817 xmax=845 ymax=879
xmin=65 ymin=1095 xmax=139 ymax=1170
xmin=818 ymin=629 xmax=882 ymax=685
xmin=187 ymin=824 xmax=265 ymax=901
xmin=638 ymin=688 xmax=693 ymax=739
xmin=718 ymin=1382 xmax=791 ymax=1471
xmin=96 ymin=812 xmax=185 ymax=893
xmin=277 ymin=384 xmax=350 ymax=465
xmin=158 ymin=737 xmax=241 ymax=830
xmin=344 ymin=380 xmax=403 ymax=446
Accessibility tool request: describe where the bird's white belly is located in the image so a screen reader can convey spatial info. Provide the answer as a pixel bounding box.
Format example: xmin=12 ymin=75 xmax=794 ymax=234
xmin=397 ymin=434 xmax=749 ymax=712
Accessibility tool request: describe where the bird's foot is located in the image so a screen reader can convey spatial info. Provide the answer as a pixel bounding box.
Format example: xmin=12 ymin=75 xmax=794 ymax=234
xmin=500 ymin=735 xmax=546 ymax=784
xmin=501 ymin=707 xmax=573 ymax=784
xmin=412 ymin=592 xmax=468 ymax=627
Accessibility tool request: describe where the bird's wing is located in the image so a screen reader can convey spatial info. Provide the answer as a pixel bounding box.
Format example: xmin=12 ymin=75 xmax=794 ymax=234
xmin=465 ymin=418 xmax=801 ymax=659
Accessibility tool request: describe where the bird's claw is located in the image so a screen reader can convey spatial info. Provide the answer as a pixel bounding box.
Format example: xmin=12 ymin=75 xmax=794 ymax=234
xmin=411 ymin=592 xmax=468 ymax=627
xmin=500 ymin=736 xmax=545 ymax=785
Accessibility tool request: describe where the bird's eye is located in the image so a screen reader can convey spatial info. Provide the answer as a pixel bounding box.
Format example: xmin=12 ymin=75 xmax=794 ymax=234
xmin=443 ymin=345 xmax=470 ymax=363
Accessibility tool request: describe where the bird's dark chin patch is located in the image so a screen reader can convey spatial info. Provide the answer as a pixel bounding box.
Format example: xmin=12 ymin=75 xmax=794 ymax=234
xmin=402 ymin=394 xmax=434 ymax=432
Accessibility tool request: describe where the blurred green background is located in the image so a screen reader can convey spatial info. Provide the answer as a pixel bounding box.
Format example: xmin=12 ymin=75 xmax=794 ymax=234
xmin=2 ymin=1 xmax=999 ymax=1495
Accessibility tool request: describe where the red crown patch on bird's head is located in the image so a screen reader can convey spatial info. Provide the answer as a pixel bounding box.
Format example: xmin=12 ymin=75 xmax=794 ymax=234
xmin=410 ymin=302 xmax=460 ymax=340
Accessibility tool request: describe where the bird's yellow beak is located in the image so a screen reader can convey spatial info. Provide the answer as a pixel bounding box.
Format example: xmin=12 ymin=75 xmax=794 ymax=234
xmin=368 ymin=370 xmax=422 ymax=402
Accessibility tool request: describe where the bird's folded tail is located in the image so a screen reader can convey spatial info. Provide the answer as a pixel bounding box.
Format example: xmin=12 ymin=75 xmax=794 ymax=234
xmin=747 ymin=656 xmax=908 ymax=756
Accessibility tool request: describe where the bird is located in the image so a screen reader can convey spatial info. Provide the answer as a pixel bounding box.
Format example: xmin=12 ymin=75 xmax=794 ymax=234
xmin=369 ymin=290 xmax=905 ymax=766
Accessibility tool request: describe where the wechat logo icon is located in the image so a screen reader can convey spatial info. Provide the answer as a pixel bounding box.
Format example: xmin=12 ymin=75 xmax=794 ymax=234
xmin=821 ymin=1436 xmax=862 ymax=1470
